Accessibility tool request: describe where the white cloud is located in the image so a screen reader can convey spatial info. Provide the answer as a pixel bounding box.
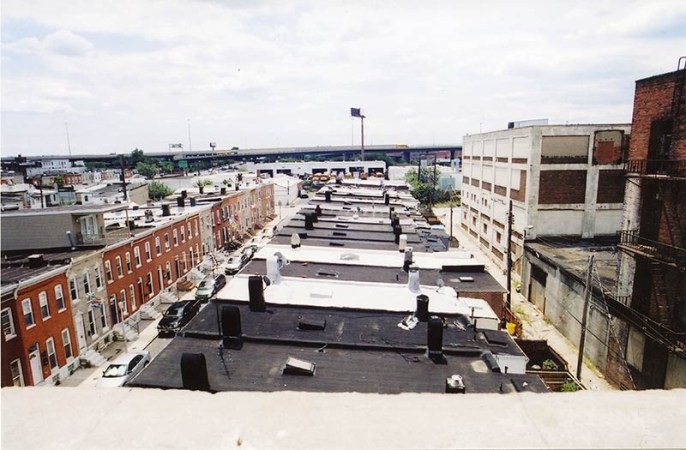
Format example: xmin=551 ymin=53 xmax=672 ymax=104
xmin=2 ymin=0 xmax=685 ymax=155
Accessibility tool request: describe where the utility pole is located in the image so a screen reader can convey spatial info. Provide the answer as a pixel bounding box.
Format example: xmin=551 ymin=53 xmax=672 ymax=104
xmin=576 ymin=254 xmax=595 ymax=381
xmin=505 ymin=200 xmax=514 ymax=313
xmin=449 ymin=189 xmax=454 ymax=247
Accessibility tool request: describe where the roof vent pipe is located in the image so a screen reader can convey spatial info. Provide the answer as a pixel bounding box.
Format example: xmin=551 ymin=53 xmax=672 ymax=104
xmin=416 ymin=294 xmax=430 ymax=321
xmin=248 ymin=276 xmax=266 ymax=312
xmin=325 ymin=191 xmax=332 ymax=202
xmin=180 ymin=353 xmax=211 ymax=391
xmin=176 ymin=196 xmax=185 ymax=208
xmin=315 ymin=205 xmax=322 ymax=216
xmin=190 ymin=197 xmax=197 ymax=207
xmin=181 ymin=190 xmax=188 ymax=199
xmin=266 ymin=255 xmax=282 ymax=284
xmin=220 ymin=305 xmax=242 ymax=349
xmin=427 ymin=316 xmax=445 ymax=363
xmin=393 ymin=225 xmax=402 ymax=244
xmin=408 ymin=265 xmax=421 ymax=293
xmin=220 ymin=187 xmax=227 ymax=195
xmin=161 ymin=203 xmax=171 ymax=216
xmin=290 ymin=233 xmax=301 ymax=249
xmin=403 ymin=247 xmax=414 ymax=272
xmin=304 ymin=213 xmax=314 ymax=230
xmin=384 ymin=193 xmax=390 ymax=205
xmin=399 ymin=234 xmax=407 ymax=252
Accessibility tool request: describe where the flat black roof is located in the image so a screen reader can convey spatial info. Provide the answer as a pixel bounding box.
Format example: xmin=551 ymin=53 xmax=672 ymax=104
xmin=242 ymin=260 xmax=503 ymax=293
xmin=130 ymin=301 xmax=545 ymax=394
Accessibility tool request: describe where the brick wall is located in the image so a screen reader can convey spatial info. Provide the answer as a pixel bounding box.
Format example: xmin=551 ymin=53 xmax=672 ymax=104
xmin=538 ymin=170 xmax=586 ymax=204
xmin=596 ymin=170 xmax=626 ymax=204
xmin=630 ymin=70 xmax=686 ymax=160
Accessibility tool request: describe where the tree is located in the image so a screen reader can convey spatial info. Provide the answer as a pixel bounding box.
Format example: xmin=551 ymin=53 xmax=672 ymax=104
xmin=51 ymin=175 xmax=65 ymax=188
xmin=131 ymin=148 xmax=145 ymax=165
xmin=159 ymin=161 xmax=174 ymax=175
xmin=193 ymin=178 xmax=213 ymax=194
xmin=148 ymin=181 xmax=173 ymax=200
xmin=136 ymin=161 xmax=159 ymax=179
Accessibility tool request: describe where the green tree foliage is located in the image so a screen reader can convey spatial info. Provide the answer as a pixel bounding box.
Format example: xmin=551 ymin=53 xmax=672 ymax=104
xmin=158 ymin=161 xmax=174 ymax=174
xmin=148 ymin=181 xmax=174 ymax=200
xmin=136 ymin=161 xmax=159 ymax=179
xmin=131 ymin=148 xmax=146 ymax=165
xmin=51 ymin=175 xmax=65 ymax=188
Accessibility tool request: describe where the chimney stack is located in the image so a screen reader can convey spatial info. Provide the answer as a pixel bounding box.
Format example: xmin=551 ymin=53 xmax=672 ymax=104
xmin=180 ymin=353 xmax=211 ymax=391
xmin=427 ymin=316 xmax=444 ymax=362
xmin=407 ymin=265 xmax=420 ymax=293
xmin=416 ymin=294 xmax=430 ymax=321
xmin=248 ymin=276 xmax=266 ymax=312
xmin=221 ymin=306 xmax=242 ymax=349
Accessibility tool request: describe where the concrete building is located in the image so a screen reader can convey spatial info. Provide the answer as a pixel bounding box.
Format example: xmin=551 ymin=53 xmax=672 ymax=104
xmin=614 ymin=63 xmax=686 ymax=389
xmin=243 ymin=160 xmax=387 ymax=178
xmin=461 ymin=123 xmax=631 ymax=273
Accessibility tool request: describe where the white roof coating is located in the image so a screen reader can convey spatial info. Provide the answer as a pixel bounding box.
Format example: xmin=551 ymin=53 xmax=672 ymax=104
xmin=255 ymin=244 xmax=476 ymax=270
xmin=218 ymin=275 xmax=499 ymax=321
xmin=3 ymin=388 xmax=684 ymax=449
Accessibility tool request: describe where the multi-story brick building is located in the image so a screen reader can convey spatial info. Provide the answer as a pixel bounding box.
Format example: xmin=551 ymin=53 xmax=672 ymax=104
xmin=1 ymin=256 xmax=77 ymax=386
xmin=615 ymin=61 xmax=686 ymax=389
xmin=461 ymin=124 xmax=631 ymax=273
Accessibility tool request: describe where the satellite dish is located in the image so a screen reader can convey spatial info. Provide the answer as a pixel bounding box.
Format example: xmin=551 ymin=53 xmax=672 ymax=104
xmin=436 ymin=278 xmax=445 ymax=291
xmin=263 ymin=276 xmax=271 ymax=287
xmin=273 ymin=252 xmax=290 ymax=269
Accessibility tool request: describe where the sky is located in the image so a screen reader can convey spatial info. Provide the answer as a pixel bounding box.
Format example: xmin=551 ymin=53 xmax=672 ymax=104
xmin=2 ymin=0 xmax=685 ymax=157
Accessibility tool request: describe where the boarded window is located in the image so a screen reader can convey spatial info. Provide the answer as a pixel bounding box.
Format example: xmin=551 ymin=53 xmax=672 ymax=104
xmin=541 ymin=136 xmax=589 ymax=164
xmin=593 ymin=130 xmax=624 ymax=164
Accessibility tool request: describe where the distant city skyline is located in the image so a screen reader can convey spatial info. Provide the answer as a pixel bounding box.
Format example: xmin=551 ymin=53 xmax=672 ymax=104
xmin=2 ymin=0 xmax=685 ymax=157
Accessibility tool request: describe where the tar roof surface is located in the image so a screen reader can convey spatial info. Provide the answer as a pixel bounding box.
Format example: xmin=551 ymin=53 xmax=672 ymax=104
xmin=131 ymin=301 xmax=544 ymax=394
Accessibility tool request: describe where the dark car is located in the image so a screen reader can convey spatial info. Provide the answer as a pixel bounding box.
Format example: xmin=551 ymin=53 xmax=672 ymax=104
xmin=157 ymin=300 xmax=201 ymax=336
xmin=195 ymin=274 xmax=227 ymax=302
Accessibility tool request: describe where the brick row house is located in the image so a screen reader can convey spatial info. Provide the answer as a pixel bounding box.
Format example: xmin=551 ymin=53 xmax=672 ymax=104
xmin=2 ymin=257 xmax=77 ymax=386
xmin=1 ymin=183 xmax=275 ymax=386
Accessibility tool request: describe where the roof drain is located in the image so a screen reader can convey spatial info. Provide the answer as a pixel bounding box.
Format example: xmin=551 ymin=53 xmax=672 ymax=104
xmin=248 ymin=275 xmax=266 ymax=312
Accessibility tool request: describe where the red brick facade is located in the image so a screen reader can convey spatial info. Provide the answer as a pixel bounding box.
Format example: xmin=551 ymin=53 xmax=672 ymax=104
xmin=1 ymin=270 xmax=76 ymax=386
xmin=538 ymin=170 xmax=586 ymax=204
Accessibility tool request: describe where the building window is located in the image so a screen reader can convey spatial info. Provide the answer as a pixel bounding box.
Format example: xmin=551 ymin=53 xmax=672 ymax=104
xmin=125 ymin=252 xmax=132 ymax=273
xmin=10 ymin=359 xmax=24 ymax=386
xmin=155 ymin=237 xmax=161 ymax=255
xmin=84 ymin=271 xmax=93 ymax=294
xmin=61 ymin=329 xmax=73 ymax=360
xmin=496 ymin=231 xmax=502 ymax=243
xmin=100 ymin=306 xmax=108 ymax=330
xmin=115 ymin=256 xmax=123 ymax=278
xmin=146 ymin=272 xmax=154 ymax=297
xmin=22 ymin=299 xmax=34 ymax=327
xmin=194 ymin=221 xmax=199 ymax=236
xmin=173 ymin=229 xmax=178 ymax=246
xmin=181 ymin=226 xmax=186 ymax=242
xmin=46 ymin=338 xmax=58 ymax=371
xmin=145 ymin=242 xmax=152 ymax=261
xmin=187 ymin=224 xmax=192 ymax=240
xmin=39 ymin=291 xmax=50 ymax=320
xmin=69 ymin=277 xmax=78 ymax=301
xmin=119 ymin=290 xmax=128 ymax=316
xmin=164 ymin=233 xmax=170 ymax=250
xmin=2 ymin=308 xmax=17 ymax=340
xmin=104 ymin=261 xmax=113 ymax=283
xmin=134 ymin=246 xmax=142 ymax=267
xmin=55 ymin=285 xmax=66 ymax=311
xmin=166 ymin=261 xmax=172 ymax=281
xmin=129 ymin=284 xmax=137 ymax=310
xmin=94 ymin=266 xmax=103 ymax=289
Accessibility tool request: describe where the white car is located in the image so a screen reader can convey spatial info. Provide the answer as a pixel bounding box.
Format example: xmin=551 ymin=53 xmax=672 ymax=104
xmin=96 ymin=350 xmax=151 ymax=388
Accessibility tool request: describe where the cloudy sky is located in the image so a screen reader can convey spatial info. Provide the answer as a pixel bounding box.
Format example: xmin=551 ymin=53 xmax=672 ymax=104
xmin=2 ymin=0 xmax=685 ymax=157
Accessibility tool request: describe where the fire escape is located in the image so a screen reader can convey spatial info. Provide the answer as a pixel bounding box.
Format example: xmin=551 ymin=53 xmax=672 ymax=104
xmin=617 ymin=58 xmax=686 ymax=361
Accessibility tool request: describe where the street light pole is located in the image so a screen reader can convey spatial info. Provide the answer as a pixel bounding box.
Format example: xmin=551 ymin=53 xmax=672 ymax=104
xmin=505 ymin=200 xmax=513 ymax=314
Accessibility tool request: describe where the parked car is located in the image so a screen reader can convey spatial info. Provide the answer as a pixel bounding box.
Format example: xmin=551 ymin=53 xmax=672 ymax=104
xmin=195 ymin=274 xmax=227 ymax=302
xmin=96 ymin=350 xmax=151 ymax=388
xmin=157 ymin=300 xmax=201 ymax=336
xmin=225 ymin=253 xmax=249 ymax=275
xmin=300 ymin=193 xmax=309 ymax=199
xmin=242 ymin=244 xmax=257 ymax=260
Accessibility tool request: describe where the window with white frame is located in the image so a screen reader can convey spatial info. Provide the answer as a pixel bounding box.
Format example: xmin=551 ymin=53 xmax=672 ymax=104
xmin=100 ymin=306 xmax=108 ymax=330
xmin=115 ymin=256 xmax=123 ymax=278
xmin=164 ymin=233 xmax=170 ymax=250
xmin=69 ymin=277 xmax=78 ymax=301
xmin=125 ymin=252 xmax=132 ymax=273
xmin=173 ymin=229 xmax=178 ymax=246
xmin=146 ymin=272 xmax=154 ymax=297
xmin=84 ymin=271 xmax=93 ymax=294
xmin=145 ymin=242 xmax=152 ymax=261
xmin=104 ymin=261 xmax=113 ymax=283
xmin=94 ymin=266 xmax=103 ymax=289
xmin=46 ymin=338 xmax=58 ymax=371
xmin=61 ymin=329 xmax=73 ymax=360
xmin=166 ymin=261 xmax=172 ymax=281
xmin=181 ymin=226 xmax=186 ymax=242
xmin=55 ymin=285 xmax=66 ymax=311
xmin=134 ymin=246 xmax=142 ymax=267
xmin=22 ymin=299 xmax=34 ymax=327
xmin=155 ymin=237 xmax=161 ymax=255
xmin=2 ymin=308 xmax=17 ymax=340
xmin=10 ymin=359 xmax=24 ymax=386
xmin=119 ymin=290 xmax=128 ymax=316
xmin=187 ymin=224 xmax=192 ymax=240
xmin=194 ymin=220 xmax=199 ymax=236
xmin=39 ymin=291 xmax=50 ymax=319
xmin=129 ymin=284 xmax=137 ymax=310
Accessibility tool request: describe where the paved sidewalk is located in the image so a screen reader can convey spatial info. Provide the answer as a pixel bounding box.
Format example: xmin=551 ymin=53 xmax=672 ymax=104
xmin=434 ymin=207 xmax=615 ymax=391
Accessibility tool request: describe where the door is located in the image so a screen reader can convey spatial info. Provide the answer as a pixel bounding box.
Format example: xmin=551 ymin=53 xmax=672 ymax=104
xmin=74 ymin=314 xmax=88 ymax=351
xmin=29 ymin=349 xmax=44 ymax=385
